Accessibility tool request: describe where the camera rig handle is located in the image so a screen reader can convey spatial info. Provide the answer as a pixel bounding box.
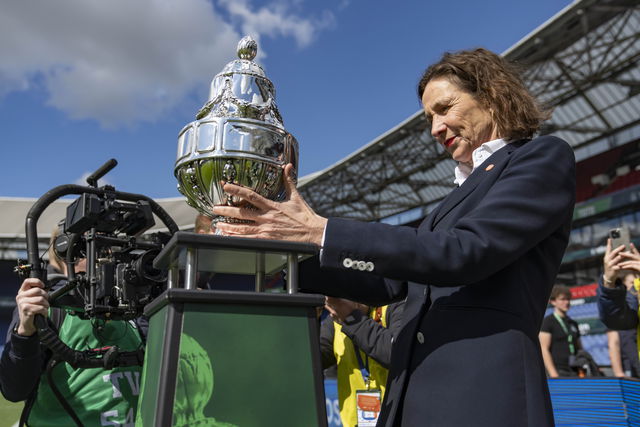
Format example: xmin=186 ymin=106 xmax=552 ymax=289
xmin=85 ymin=158 xmax=117 ymax=188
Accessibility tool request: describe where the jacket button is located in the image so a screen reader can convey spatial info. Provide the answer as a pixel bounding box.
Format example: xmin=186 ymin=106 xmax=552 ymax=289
xmin=417 ymin=332 xmax=424 ymax=344
xmin=357 ymin=261 xmax=367 ymax=271
xmin=342 ymin=258 xmax=353 ymax=268
xmin=365 ymin=262 xmax=374 ymax=272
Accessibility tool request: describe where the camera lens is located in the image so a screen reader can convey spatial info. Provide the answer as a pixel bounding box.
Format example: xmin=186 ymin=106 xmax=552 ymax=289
xmin=611 ymin=230 xmax=620 ymax=238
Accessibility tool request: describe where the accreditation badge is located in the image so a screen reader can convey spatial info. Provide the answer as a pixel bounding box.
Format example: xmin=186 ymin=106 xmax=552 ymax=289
xmin=356 ymin=389 xmax=381 ymax=427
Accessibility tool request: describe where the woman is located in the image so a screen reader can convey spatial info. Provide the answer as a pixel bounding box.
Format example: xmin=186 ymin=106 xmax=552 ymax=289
xmin=598 ymin=240 xmax=640 ymax=352
xmin=214 ymin=48 xmax=576 ymax=426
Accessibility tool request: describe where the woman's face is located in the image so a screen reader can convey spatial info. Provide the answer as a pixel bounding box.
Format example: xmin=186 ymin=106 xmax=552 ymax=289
xmin=421 ymin=77 xmax=499 ymax=165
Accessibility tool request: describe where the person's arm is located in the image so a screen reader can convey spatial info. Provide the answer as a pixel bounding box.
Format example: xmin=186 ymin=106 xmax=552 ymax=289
xmin=319 ymin=317 xmax=337 ymax=370
xmin=216 ymin=137 xmax=575 ymax=287
xmin=598 ymin=281 xmax=638 ymax=330
xmin=538 ymin=332 xmax=558 ymax=378
xmin=598 ymin=239 xmax=638 ymax=330
xmin=607 ymin=330 xmax=625 ymax=377
xmin=326 ymin=298 xmax=404 ymax=368
xmin=320 ymin=138 xmax=575 ymax=285
xmin=0 ymin=278 xmax=50 ymax=402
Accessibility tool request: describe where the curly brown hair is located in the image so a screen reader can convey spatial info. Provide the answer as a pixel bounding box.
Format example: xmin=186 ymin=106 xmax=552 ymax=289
xmin=417 ymin=48 xmax=551 ymax=140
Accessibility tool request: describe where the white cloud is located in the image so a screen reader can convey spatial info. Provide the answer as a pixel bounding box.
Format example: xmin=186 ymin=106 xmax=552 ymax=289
xmin=217 ymin=0 xmax=335 ymax=49
xmin=0 ymin=0 xmax=334 ymax=128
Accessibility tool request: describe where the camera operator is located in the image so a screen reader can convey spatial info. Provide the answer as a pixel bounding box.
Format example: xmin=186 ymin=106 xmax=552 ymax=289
xmin=0 ymin=227 xmax=148 ymax=426
xmin=605 ymin=271 xmax=640 ymax=378
xmin=598 ymin=239 xmax=640 ymax=368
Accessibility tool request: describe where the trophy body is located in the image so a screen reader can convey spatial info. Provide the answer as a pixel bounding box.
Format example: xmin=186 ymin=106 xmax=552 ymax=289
xmin=175 ymin=37 xmax=298 ymax=223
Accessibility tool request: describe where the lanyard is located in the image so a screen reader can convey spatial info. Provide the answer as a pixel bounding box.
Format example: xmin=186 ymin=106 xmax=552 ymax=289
xmin=353 ymin=307 xmax=383 ymax=390
xmin=553 ymin=312 xmax=575 ymax=355
xmin=353 ymin=344 xmax=371 ymax=389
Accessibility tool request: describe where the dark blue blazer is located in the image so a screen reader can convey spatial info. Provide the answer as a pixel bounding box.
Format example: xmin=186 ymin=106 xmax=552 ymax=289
xmin=300 ymin=135 xmax=576 ymax=426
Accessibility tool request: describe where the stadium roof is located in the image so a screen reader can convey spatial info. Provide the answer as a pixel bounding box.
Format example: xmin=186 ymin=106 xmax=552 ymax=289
xmin=298 ymin=0 xmax=640 ymax=223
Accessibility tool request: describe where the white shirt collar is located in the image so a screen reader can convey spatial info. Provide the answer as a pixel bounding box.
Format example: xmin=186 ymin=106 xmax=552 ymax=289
xmin=453 ymin=138 xmax=508 ymax=186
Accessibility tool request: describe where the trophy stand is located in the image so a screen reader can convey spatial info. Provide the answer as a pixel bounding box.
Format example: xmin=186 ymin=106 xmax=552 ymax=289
xmin=137 ymin=231 xmax=326 ymax=427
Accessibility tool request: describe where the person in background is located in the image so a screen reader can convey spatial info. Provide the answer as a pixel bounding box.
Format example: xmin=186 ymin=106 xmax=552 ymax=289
xmin=606 ymin=272 xmax=640 ymax=377
xmin=320 ymin=297 xmax=404 ymax=427
xmin=0 ymin=226 xmax=147 ymax=426
xmin=598 ymin=240 xmax=640 ymax=374
xmin=539 ymin=285 xmax=583 ymax=377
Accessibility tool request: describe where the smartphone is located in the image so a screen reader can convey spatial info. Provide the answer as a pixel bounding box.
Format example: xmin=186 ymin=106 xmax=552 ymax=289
xmin=609 ymin=227 xmax=631 ymax=250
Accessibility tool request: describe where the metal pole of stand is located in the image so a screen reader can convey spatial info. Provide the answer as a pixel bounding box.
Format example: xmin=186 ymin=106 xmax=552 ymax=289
xmin=185 ymin=247 xmax=198 ymax=290
xmin=287 ymin=253 xmax=298 ymax=294
xmin=255 ymin=252 xmax=265 ymax=292
xmin=167 ymin=266 xmax=179 ymax=289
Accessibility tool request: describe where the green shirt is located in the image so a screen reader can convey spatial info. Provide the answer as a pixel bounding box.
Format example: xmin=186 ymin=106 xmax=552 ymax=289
xmin=27 ymin=312 xmax=143 ymax=427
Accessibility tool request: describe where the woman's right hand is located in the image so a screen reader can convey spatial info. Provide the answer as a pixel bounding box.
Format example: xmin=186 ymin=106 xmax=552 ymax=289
xmin=15 ymin=278 xmax=49 ymax=336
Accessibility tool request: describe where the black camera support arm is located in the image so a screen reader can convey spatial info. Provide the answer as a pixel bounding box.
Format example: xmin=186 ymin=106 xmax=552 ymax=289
xmin=26 ymin=184 xmax=179 ymax=281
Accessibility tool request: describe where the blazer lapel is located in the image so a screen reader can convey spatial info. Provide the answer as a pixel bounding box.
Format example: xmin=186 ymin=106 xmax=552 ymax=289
xmin=431 ymin=140 xmax=526 ymax=228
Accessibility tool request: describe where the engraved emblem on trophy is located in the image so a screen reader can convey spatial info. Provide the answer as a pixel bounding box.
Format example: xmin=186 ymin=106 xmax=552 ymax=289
xmin=175 ymin=36 xmax=299 ymax=224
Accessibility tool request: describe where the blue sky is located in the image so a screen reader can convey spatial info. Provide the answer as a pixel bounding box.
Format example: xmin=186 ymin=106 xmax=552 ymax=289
xmin=0 ymin=0 xmax=572 ymax=199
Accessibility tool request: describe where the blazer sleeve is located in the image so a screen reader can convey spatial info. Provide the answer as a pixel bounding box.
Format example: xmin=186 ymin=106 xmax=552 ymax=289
xmin=299 ymin=255 xmax=407 ymax=306
xmin=320 ymin=136 xmax=576 ymax=285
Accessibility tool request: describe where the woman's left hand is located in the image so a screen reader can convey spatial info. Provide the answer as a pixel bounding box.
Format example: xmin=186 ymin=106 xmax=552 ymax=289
xmin=212 ymin=164 xmax=328 ymax=246
xmin=619 ymin=243 xmax=640 ymax=273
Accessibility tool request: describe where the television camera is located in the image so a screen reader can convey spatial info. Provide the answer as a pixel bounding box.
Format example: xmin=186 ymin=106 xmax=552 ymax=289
xmin=18 ymin=159 xmax=179 ymax=368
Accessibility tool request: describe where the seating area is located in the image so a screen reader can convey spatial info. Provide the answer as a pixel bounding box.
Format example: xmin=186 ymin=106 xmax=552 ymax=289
xmin=569 ymin=283 xmax=597 ymax=299
xmin=575 ymin=140 xmax=640 ymax=203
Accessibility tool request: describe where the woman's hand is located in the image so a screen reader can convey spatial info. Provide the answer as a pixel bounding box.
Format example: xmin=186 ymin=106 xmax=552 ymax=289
xmin=213 ymin=164 xmax=328 ymax=246
xmin=603 ymin=238 xmax=628 ymax=287
xmin=618 ymin=243 xmax=640 ymax=274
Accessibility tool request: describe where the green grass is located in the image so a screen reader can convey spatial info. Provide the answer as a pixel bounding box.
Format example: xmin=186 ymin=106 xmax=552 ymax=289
xmin=0 ymin=396 xmax=22 ymax=427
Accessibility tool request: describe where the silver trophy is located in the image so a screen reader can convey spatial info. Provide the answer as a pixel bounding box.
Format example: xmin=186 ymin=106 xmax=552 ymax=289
xmin=175 ymin=36 xmax=298 ymax=223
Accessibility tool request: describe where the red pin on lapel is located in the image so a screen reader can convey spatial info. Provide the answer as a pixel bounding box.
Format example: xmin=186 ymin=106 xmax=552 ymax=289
xmin=485 ymin=164 xmax=494 ymax=171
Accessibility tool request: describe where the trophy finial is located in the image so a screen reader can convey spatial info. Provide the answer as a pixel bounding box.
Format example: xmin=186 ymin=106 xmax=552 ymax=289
xmin=237 ymin=36 xmax=257 ymax=61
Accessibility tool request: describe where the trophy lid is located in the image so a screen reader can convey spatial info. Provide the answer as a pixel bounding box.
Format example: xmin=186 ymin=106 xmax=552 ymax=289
xmin=218 ymin=36 xmax=264 ymax=76
xmin=195 ymin=36 xmax=282 ymax=126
